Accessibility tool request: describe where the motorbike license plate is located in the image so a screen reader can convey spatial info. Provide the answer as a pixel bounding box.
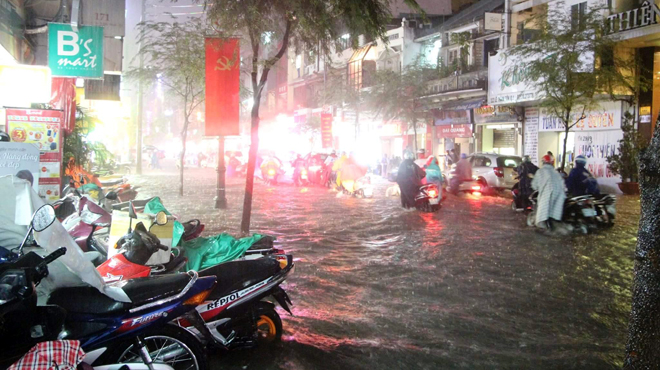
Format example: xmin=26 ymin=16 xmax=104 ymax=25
xmin=429 ymin=198 xmax=440 ymax=205
xmin=581 ymin=208 xmax=596 ymax=217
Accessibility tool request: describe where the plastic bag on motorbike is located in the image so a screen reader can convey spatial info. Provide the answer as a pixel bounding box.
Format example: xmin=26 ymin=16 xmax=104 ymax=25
xmin=0 ymin=175 xmax=130 ymax=302
xmin=183 ymin=233 xmax=266 ymax=271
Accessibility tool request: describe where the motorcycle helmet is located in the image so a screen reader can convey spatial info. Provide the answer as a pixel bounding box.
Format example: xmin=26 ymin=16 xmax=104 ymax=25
xmin=0 ymin=131 xmax=9 ymax=142
xmin=403 ymin=151 xmax=414 ymax=160
xmin=460 ymin=153 xmax=467 ymax=159
xmin=522 ymin=155 xmax=531 ymax=163
xmin=575 ymin=155 xmax=587 ymax=164
xmin=542 ymin=154 xmax=553 ymax=164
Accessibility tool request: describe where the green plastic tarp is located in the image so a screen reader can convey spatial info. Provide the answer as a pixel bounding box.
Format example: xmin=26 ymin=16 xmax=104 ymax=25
xmin=183 ymin=233 xmax=266 ymax=271
xmin=143 ymin=197 xmax=184 ymax=246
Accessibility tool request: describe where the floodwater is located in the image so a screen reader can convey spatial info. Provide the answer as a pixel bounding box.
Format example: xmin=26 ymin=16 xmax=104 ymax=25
xmin=132 ymin=165 xmax=640 ymax=370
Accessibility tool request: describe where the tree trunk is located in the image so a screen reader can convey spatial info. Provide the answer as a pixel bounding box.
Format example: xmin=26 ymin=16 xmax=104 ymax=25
xmin=624 ymin=126 xmax=660 ymax=369
xmin=240 ymin=95 xmax=261 ymax=235
xmin=179 ymin=113 xmax=189 ymax=197
xmin=560 ymin=115 xmax=570 ymax=172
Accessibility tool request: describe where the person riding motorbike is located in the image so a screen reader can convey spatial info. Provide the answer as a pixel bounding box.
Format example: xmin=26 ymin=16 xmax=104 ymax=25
xmin=424 ymin=156 xmax=443 ymax=189
xmin=292 ymin=154 xmax=307 ymax=186
xmin=332 ymin=152 xmax=348 ymax=188
xmin=322 ymin=151 xmax=338 ymax=186
xmin=396 ymin=151 xmax=426 ymax=209
xmin=531 ymin=154 xmax=566 ymax=231
xmin=450 ymin=153 xmax=472 ymax=193
xmin=260 ymin=155 xmax=282 ymax=182
xmin=565 ymin=155 xmax=600 ymax=197
xmin=516 ymin=155 xmax=538 ymax=209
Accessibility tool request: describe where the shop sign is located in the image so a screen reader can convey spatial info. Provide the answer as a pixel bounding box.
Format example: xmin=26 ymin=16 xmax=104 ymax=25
xmin=321 ymin=113 xmax=333 ymax=148
xmin=488 ymin=52 xmax=542 ymax=105
xmin=538 ymin=101 xmax=622 ymax=132
xmin=474 ymin=105 xmax=518 ymax=124
xmin=606 ymin=1 xmax=660 ymax=34
xmin=575 ymin=131 xmax=623 ymax=191
xmin=48 ymin=24 xmax=104 ymax=78
xmin=436 ymin=124 xmax=472 ymax=138
xmin=433 ymin=110 xmax=470 ymax=125
xmin=524 ymin=107 xmax=539 ymax=165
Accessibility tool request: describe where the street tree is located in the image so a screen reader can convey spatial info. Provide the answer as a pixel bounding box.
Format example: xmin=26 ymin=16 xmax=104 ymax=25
xmin=321 ymin=66 xmax=365 ymax=140
xmin=505 ymin=3 xmax=643 ymax=171
xmin=125 ymin=16 xmax=206 ymax=196
xmin=203 ymin=0 xmax=421 ymax=234
xmin=367 ymin=58 xmax=436 ymax=153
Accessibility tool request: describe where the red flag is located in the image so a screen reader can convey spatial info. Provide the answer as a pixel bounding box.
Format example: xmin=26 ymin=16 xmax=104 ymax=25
xmin=205 ymin=38 xmax=240 ymax=136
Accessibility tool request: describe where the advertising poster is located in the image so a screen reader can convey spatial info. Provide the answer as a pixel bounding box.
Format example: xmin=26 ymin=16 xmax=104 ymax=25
xmin=524 ymin=107 xmax=539 ymax=165
xmin=205 ymin=38 xmax=240 ymax=136
xmin=6 ymin=109 xmax=64 ymax=202
xmin=0 ymin=142 xmax=40 ymax=192
xmin=574 ymin=130 xmax=623 ymax=193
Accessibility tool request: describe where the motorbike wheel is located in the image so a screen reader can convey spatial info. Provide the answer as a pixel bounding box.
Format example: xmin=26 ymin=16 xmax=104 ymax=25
xmin=256 ymin=308 xmax=283 ymax=344
xmin=106 ymin=324 xmax=207 ymax=370
xmin=526 ymin=211 xmax=536 ymax=227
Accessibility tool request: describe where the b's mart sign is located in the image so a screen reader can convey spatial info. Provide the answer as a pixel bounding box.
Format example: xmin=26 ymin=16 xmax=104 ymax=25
xmin=48 ymin=23 xmax=104 ymax=78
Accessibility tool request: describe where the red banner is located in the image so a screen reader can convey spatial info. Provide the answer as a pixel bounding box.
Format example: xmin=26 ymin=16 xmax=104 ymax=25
xmin=321 ymin=113 xmax=333 ymax=149
xmin=50 ymin=77 xmax=77 ymax=135
xmin=205 ymin=38 xmax=240 ymax=136
xmin=436 ymin=124 xmax=472 ymax=138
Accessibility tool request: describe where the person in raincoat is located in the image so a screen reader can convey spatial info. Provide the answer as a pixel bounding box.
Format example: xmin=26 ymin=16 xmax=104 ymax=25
xmin=332 ymin=152 xmax=348 ymax=188
xmin=565 ymin=155 xmax=600 ymax=197
xmin=337 ymin=153 xmax=366 ymax=192
xmin=532 ymin=154 xmax=566 ymax=230
xmin=424 ymin=156 xmax=443 ymax=188
xmin=516 ymin=155 xmax=538 ymax=209
xmin=396 ymin=151 xmax=426 ymax=208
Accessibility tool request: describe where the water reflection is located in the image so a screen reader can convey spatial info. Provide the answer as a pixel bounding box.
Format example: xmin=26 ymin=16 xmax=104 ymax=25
xmin=133 ymin=170 xmax=638 ymax=370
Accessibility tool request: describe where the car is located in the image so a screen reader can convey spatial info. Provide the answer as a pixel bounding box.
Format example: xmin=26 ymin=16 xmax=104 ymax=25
xmin=468 ymin=152 xmax=522 ymax=191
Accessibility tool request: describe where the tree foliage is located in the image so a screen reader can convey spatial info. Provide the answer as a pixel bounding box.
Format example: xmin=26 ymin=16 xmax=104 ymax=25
xmin=203 ymin=0 xmax=422 ymax=234
xmin=505 ymin=2 xmax=646 ymax=170
xmin=606 ymin=112 xmax=647 ymax=183
xmin=367 ymin=58 xmax=436 ymax=153
xmin=124 ymin=16 xmax=207 ymax=196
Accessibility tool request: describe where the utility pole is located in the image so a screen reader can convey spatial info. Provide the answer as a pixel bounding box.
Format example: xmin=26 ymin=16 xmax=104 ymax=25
xmin=136 ymin=0 xmax=146 ymax=174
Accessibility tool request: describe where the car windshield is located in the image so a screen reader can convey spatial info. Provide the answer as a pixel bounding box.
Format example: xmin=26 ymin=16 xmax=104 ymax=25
xmin=497 ymin=156 xmax=521 ymax=168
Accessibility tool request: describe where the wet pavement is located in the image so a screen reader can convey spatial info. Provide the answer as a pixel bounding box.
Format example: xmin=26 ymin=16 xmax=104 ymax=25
xmin=131 ymin=165 xmax=640 ymax=370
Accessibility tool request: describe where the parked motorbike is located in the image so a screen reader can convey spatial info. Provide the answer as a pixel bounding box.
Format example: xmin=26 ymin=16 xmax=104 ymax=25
xmin=415 ymin=184 xmax=441 ymax=212
xmin=0 ymin=204 xmax=216 ymax=370
xmin=95 ymin=205 xmax=295 ymax=349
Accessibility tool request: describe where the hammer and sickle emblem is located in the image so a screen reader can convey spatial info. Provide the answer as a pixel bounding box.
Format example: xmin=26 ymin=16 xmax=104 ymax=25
xmin=215 ymin=56 xmax=234 ymax=71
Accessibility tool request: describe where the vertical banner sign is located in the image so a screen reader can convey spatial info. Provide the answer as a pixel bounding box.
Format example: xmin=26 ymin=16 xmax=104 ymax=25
xmin=524 ymin=107 xmax=539 ymax=165
xmin=6 ymin=109 xmax=64 ymax=202
xmin=321 ymin=114 xmax=333 ymax=148
xmin=205 ymin=38 xmax=240 ymax=136
xmin=48 ymin=24 xmax=104 ymax=78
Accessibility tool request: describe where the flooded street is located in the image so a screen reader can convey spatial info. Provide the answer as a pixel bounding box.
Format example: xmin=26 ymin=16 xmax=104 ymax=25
xmin=133 ymin=166 xmax=639 ymax=370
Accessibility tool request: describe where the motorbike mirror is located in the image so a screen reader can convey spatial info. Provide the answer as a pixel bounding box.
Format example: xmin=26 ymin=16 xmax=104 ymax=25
xmin=105 ymin=191 xmax=118 ymax=201
xmin=128 ymin=201 xmax=137 ymax=219
xmin=32 ymin=204 xmax=57 ymax=232
xmin=155 ymin=211 xmax=168 ymax=226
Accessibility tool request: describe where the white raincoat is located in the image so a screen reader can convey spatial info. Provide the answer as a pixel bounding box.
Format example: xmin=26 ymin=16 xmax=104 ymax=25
xmin=531 ymin=164 xmax=566 ymax=227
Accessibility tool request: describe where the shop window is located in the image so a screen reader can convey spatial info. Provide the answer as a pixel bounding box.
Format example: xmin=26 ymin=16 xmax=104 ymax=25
xmin=571 ymin=2 xmax=587 ymax=31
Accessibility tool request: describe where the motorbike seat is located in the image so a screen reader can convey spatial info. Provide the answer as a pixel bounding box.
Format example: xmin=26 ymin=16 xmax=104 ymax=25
xmin=199 ymin=258 xmax=281 ymax=301
xmin=47 ymin=273 xmax=191 ymax=314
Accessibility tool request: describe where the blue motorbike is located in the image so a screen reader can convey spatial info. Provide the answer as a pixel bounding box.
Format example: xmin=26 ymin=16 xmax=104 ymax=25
xmin=0 ymin=204 xmax=216 ymax=370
